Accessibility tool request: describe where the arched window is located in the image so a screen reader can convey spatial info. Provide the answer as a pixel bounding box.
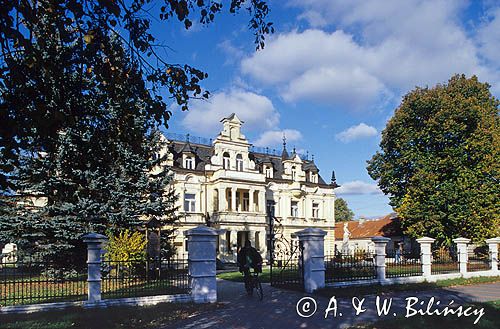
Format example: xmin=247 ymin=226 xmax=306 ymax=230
xmin=236 ymin=154 xmax=243 ymax=171
xmin=223 ymin=152 xmax=230 ymax=169
xmin=291 ymin=166 xmax=297 ymax=180
xmin=184 ymin=156 xmax=195 ymax=170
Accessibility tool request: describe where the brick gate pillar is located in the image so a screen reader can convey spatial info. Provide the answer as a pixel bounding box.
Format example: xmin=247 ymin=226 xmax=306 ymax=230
xmin=485 ymin=237 xmax=500 ymax=274
xmin=417 ymin=237 xmax=435 ymax=278
xmin=82 ymin=233 xmax=108 ymax=303
xmin=372 ymin=237 xmax=390 ymax=282
xmin=453 ymin=237 xmax=470 ymax=275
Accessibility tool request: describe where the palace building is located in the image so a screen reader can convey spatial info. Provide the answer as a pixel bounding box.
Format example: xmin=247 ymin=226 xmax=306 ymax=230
xmin=161 ymin=113 xmax=338 ymax=261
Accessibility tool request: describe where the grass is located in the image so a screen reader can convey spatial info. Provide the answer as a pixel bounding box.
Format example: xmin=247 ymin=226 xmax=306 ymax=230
xmin=0 ymin=302 xmax=221 ymax=329
xmin=316 ymin=276 xmax=500 ymax=299
xmin=350 ymin=300 xmax=500 ymax=329
xmin=217 ymin=267 xmax=271 ymax=283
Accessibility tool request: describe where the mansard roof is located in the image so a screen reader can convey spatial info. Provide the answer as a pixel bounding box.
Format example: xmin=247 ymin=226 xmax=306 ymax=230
xmin=166 ymin=138 xmax=329 ymax=185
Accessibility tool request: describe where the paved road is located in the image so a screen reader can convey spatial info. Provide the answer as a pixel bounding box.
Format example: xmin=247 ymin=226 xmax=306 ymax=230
xmin=165 ymin=280 xmax=500 ymax=329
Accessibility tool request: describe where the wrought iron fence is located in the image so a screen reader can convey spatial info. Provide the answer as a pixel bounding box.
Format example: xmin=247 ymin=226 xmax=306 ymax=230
xmin=0 ymin=255 xmax=87 ymax=307
xmin=270 ymin=240 xmax=303 ymax=290
xmin=431 ymin=246 xmax=459 ymax=274
xmin=325 ymin=251 xmax=376 ymax=283
xmin=101 ymin=256 xmax=190 ymax=299
xmin=386 ymin=249 xmax=422 ymax=278
xmin=467 ymin=247 xmax=490 ymax=272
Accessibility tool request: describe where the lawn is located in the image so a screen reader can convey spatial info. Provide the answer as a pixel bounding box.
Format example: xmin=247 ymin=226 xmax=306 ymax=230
xmin=350 ymin=300 xmax=500 ymax=329
xmin=217 ymin=267 xmax=271 ymax=283
xmin=316 ymin=276 xmax=500 ymax=299
xmin=0 ymin=302 xmax=221 ymax=329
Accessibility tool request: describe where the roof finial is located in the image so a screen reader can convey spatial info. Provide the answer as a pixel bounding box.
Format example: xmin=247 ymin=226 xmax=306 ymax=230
xmin=312 ymin=154 xmax=315 ymax=161
xmin=282 ymin=132 xmax=287 ymax=149
xmin=186 ymin=133 xmax=190 ymax=143
xmin=306 ymin=151 xmax=309 ymax=160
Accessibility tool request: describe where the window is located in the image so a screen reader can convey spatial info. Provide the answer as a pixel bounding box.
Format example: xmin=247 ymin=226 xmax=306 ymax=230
xmin=236 ymin=154 xmax=243 ymax=171
xmin=312 ymin=202 xmax=319 ymax=218
xmin=184 ymin=156 xmax=195 ymax=170
xmin=291 ymin=201 xmax=298 ymax=217
xmin=223 ymin=152 xmax=230 ymax=169
xmin=309 ymin=172 xmax=318 ymax=183
xmin=291 ymin=166 xmax=297 ymax=180
xmin=265 ymin=166 xmax=273 ymax=178
xmin=242 ymin=192 xmax=249 ymax=211
xmin=184 ymin=193 xmax=196 ymax=212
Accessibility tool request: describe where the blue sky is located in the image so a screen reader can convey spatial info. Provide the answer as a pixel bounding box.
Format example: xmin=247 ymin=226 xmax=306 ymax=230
xmin=151 ymin=0 xmax=500 ymax=218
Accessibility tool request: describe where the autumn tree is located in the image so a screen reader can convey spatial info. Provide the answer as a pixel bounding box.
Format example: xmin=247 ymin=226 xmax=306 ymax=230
xmin=367 ymin=75 xmax=500 ymax=245
xmin=334 ymin=198 xmax=354 ymax=222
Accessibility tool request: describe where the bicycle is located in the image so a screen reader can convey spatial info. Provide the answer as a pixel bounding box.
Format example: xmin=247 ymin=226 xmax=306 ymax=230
xmin=244 ymin=268 xmax=263 ymax=301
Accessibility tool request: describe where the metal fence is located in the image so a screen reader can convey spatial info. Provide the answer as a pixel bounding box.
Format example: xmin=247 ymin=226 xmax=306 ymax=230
xmin=101 ymin=256 xmax=190 ymax=299
xmin=0 ymin=256 xmax=87 ymax=307
xmin=270 ymin=240 xmax=304 ymax=291
xmin=431 ymin=247 xmax=459 ymax=274
xmin=386 ymin=250 xmax=422 ymax=278
xmin=467 ymin=248 xmax=490 ymax=272
xmin=325 ymin=251 xmax=376 ymax=283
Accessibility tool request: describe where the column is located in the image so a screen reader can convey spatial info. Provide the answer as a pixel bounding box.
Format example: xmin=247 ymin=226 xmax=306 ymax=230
xmin=218 ymin=187 xmax=225 ymax=211
xmin=231 ymin=187 xmax=236 ymax=212
xmin=82 ymin=233 xmax=107 ymax=304
xmin=486 ymin=237 xmax=500 ymax=273
xmin=453 ymin=237 xmax=470 ymax=275
xmin=258 ymin=229 xmax=267 ymax=256
xmin=258 ymin=190 xmax=265 ymax=215
xmin=249 ymin=188 xmax=255 ymax=212
xmin=249 ymin=230 xmax=256 ymax=248
xmin=219 ymin=229 xmax=227 ymax=254
xmin=294 ymin=228 xmax=327 ymax=293
xmin=184 ymin=226 xmax=218 ymax=303
xmin=417 ymin=237 xmax=435 ymax=278
xmin=372 ymin=237 xmax=390 ymax=282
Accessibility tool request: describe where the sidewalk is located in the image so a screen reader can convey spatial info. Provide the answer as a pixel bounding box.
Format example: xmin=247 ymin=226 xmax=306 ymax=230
xmin=165 ymin=280 xmax=500 ymax=329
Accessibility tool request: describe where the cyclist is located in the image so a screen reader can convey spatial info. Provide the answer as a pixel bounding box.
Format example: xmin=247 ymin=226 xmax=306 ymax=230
xmin=237 ymin=240 xmax=263 ymax=293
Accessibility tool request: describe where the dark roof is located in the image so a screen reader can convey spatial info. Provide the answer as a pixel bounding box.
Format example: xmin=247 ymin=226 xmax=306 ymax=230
xmin=167 ymin=139 xmax=330 ymax=185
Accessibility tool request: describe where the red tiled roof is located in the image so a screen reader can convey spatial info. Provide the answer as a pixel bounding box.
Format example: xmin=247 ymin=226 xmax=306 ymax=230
xmin=334 ymin=214 xmax=402 ymax=240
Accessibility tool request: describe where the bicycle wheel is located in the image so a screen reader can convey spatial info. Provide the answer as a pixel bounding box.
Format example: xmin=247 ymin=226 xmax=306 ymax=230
xmin=255 ymin=278 xmax=263 ymax=301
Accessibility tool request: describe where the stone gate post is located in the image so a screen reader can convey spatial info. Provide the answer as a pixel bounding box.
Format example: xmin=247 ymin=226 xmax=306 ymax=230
xmin=184 ymin=226 xmax=218 ymax=303
xmin=485 ymin=237 xmax=500 ymax=273
xmin=453 ymin=237 xmax=470 ymax=275
xmin=82 ymin=233 xmax=108 ymax=303
xmin=372 ymin=237 xmax=390 ymax=282
xmin=294 ymin=228 xmax=327 ymax=293
xmin=417 ymin=237 xmax=435 ymax=278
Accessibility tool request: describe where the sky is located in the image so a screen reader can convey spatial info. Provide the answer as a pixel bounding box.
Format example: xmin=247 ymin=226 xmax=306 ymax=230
xmin=150 ymin=0 xmax=500 ymax=219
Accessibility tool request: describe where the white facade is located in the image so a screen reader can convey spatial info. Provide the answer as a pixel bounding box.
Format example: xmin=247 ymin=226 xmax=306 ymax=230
xmin=162 ymin=114 xmax=337 ymax=261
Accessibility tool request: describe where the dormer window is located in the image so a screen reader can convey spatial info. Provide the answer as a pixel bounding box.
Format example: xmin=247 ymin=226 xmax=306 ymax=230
xmin=309 ymin=172 xmax=318 ymax=183
xmin=265 ymin=166 xmax=273 ymax=178
xmin=291 ymin=166 xmax=297 ymax=180
xmin=236 ymin=154 xmax=243 ymax=171
xmin=184 ymin=156 xmax=195 ymax=170
xmin=223 ymin=152 xmax=230 ymax=169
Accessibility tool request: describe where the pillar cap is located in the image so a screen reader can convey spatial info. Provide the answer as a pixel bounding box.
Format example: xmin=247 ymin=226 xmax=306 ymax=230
xmin=293 ymin=227 xmax=327 ymax=238
xmin=416 ymin=237 xmax=435 ymax=243
xmin=453 ymin=237 xmax=471 ymax=244
xmin=82 ymin=233 xmax=107 ymax=243
xmin=485 ymin=237 xmax=500 ymax=244
xmin=371 ymin=236 xmax=391 ymax=243
xmin=184 ymin=225 xmax=219 ymax=237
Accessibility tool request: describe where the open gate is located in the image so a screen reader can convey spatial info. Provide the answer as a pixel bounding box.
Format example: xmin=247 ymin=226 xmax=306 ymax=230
xmin=267 ymin=202 xmax=304 ymax=291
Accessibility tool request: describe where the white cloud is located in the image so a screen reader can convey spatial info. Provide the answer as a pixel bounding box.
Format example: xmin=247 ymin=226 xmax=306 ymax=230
xmin=252 ymin=129 xmax=302 ymax=147
xmin=240 ymin=1 xmax=500 ymax=109
xmin=336 ymin=180 xmax=383 ymax=195
xmin=217 ymin=40 xmax=246 ymax=65
xmin=182 ymin=89 xmax=279 ymax=135
xmin=335 ymin=123 xmax=377 ymax=143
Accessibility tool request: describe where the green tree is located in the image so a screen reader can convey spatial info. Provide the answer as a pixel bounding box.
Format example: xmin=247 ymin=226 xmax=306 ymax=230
xmin=367 ymin=75 xmax=500 ymax=245
xmin=334 ymin=198 xmax=354 ymax=222
xmin=0 ymin=1 xmax=271 ymax=264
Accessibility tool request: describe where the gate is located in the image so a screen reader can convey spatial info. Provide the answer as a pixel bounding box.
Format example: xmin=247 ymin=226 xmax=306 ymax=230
xmin=267 ymin=202 xmax=304 ymax=291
